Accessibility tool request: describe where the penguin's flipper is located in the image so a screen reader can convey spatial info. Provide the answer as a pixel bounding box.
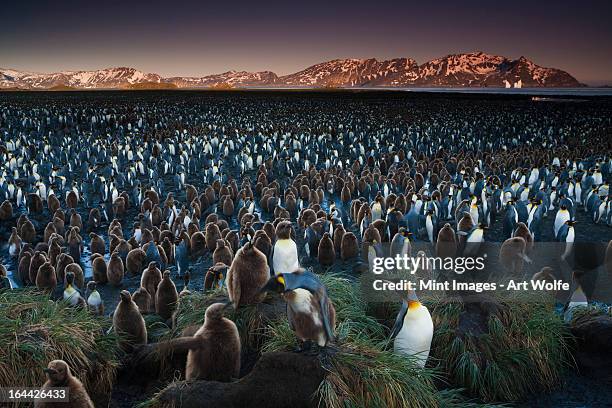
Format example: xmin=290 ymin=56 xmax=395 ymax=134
xmin=162 ymin=336 xmax=207 ymax=353
xmin=389 ymin=301 xmax=408 ymax=339
xmin=319 ymin=293 xmax=335 ymax=342
xmin=518 ymin=253 xmax=533 ymax=263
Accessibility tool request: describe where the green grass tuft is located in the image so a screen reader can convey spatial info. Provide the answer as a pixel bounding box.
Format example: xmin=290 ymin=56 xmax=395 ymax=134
xmin=426 ymin=291 xmax=572 ymax=402
xmin=0 ymin=288 xmax=120 ymax=396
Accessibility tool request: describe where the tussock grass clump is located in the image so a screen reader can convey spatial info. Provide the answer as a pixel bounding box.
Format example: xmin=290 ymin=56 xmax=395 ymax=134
xmin=426 ymin=291 xmax=572 ymax=402
xmin=0 ymin=288 xmax=119 ymax=395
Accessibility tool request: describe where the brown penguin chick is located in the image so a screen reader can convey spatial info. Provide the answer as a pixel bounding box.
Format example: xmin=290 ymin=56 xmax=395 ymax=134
xmin=275 ymin=220 xmax=294 ymax=240
xmin=112 ymin=197 xmax=127 ymax=218
xmin=27 ymin=193 xmax=43 ymax=213
xmin=29 ymin=251 xmax=47 ymax=285
xmin=190 ymin=231 xmax=207 ymax=259
xmin=457 ymin=213 xmax=475 ymax=246
xmin=372 ymin=219 xmax=387 ymax=242
xmin=205 ymin=223 xmax=222 ymax=252
xmin=151 ymin=205 xmax=163 ymax=226
xmin=333 ymin=224 xmax=346 ymax=253
xmin=86 ymin=207 xmax=101 ymax=231
xmin=222 ymin=195 xmax=235 ymax=217
xmin=113 ymin=290 xmax=147 ymax=351
xmin=205 ymin=213 xmax=219 ymax=225
xmin=457 ymin=212 xmax=475 ymax=233
xmin=35 ymin=360 xmax=94 ymax=408
xmin=298 ymin=208 xmax=317 ymax=229
xmin=216 ymin=219 xmax=229 ymax=232
xmin=340 ymin=232 xmax=359 ymax=260
xmin=64 ymin=263 xmax=85 ymax=289
xmin=20 ymin=218 xmax=36 ymax=244
xmin=362 ymin=224 xmax=382 ymax=244
xmin=89 ymin=232 xmax=106 ymax=256
xmin=141 ymin=262 xmax=162 ymax=311
xmin=0 ymin=200 xmax=12 ymax=220
xmin=18 ymin=250 xmax=33 ymax=285
xmin=43 ymin=222 xmax=57 ymax=244
xmin=252 ymin=230 xmax=270 ymax=256
xmin=69 ymin=209 xmax=82 ymax=230
xmin=185 ymin=184 xmax=198 ymax=204
xmin=156 ymin=271 xmax=179 ymax=321
xmin=67 ymin=227 xmax=83 ymax=263
xmin=318 ymin=232 xmax=336 ymax=266
xmin=262 ymin=221 xmax=276 ymax=242
xmin=513 ymin=222 xmax=534 ymax=253
xmin=204 ymin=263 xmax=229 ymax=290
xmin=90 ymin=253 xmax=108 ymax=284
xmin=126 ymin=248 xmax=146 ymax=276
xmin=436 ymin=223 xmax=457 ymax=258
xmin=340 ymin=184 xmax=351 ymax=202
xmin=227 ymin=242 xmax=269 ymax=308
xmin=34 ymin=241 xmax=50 ymax=253
xmin=107 ymin=252 xmax=125 ymax=286
xmin=48 ymin=198 xmax=62 ymax=221
xmin=114 ymin=239 xmax=132 ymax=261
xmin=53 ymin=216 xmax=65 ymax=237
xmin=225 ymin=230 xmax=240 ymax=254
xmin=108 ymin=219 xmax=123 ymax=238
xmin=532 ymin=267 xmax=556 ymax=284
xmin=9 ymin=227 xmax=23 ymax=257
xmin=499 ymin=237 xmax=531 ymax=277
xmin=285 ymin=193 xmax=297 ymax=215
xmin=66 ymin=190 xmax=78 ymax=209
xmin=47 ymin=236 xmax=62 ymax=267
xmin=132 ymin=286 xmax=152 ymax=314
xmin=36 ymin=261 xmax=57 ymax=292
xmin=161 ymin=236 xmax=175 ymax=265
xmin=213 ymin=239 xmax=234 ymax=266
xmin=181 ymin=302 xmax=241 ymax=381
xmin=55 ymin=253 xmax=74 ymax=283
xmin=140 ymin=228 xmax=154 ymax=246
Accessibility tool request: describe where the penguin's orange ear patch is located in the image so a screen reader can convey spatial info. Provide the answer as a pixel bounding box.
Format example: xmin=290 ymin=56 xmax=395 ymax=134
xmin=277 ymin=276 xmax=285 ymax=286
xmin=408 ymin=300 xmax=421 ymax=310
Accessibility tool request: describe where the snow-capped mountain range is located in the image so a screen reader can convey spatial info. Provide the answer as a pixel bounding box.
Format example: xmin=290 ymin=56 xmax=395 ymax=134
xmin=0 ymin=52 xmax=582 ymax=89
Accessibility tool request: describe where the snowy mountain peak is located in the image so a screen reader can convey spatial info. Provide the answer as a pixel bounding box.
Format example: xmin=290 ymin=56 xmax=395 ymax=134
xmin=0 ymin=53 xmax=582 ymax=89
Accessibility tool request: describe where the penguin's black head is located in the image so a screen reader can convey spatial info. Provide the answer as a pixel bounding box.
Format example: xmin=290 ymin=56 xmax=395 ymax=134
xmin=65 ymin=271 xmax=75 ymax=286
xmin=260 ymin=275 xmax=286 ymax=295
xmin=565 ymin=220 xmax=577 ymax=226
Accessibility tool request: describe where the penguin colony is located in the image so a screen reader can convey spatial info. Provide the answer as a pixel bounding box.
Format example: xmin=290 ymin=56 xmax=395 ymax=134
xmin=0 ymin=92 xmax=611 ymax=402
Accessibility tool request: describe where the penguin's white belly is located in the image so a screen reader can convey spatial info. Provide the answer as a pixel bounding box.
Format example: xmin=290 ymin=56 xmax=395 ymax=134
xmin=88 ymin=292 xmax=102 ymax=307
xmin=426 ymin=217 xmax=434 ymax=242
xmin=273 ymin=239 xmax=299 ymax=275
xmin=394 ymin=309 xmax=433 ymax=368
xmin=554 ymin=211 xmax=569 ymax=236
xmin=289 ymin=288 xmax=325 ymax=345
xmin=9 ymin=243 xmax=18 ymax=256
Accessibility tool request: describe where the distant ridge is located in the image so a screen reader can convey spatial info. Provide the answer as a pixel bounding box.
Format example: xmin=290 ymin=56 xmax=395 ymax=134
xmin=0 ymin=52 xmax=583 ymax=89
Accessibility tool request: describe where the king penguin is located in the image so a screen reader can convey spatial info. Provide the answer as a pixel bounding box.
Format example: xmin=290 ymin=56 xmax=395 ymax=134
xmin=260 ymin=269 xmax=336 ymax=349
xmin=389 ymin=289 xmax=433 ymax=368
xmin=271 ymin=220 xmax=299 ymax=275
